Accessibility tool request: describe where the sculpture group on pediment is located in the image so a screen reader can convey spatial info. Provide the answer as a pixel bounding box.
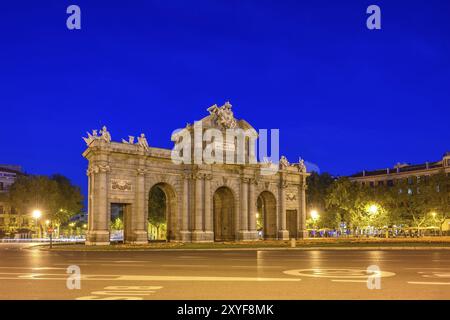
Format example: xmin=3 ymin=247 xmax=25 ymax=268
xmin=121 ymin=133 xmax=150 ymax=151
xmin=207 ymin=101 xmax=237 ymax=129
xmin=83 ymin=126 xmax=111 ymax=146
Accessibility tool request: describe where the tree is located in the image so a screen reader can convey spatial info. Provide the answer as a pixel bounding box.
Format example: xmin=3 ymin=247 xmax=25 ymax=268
xmin=326 ymin=178 xmax=362 ymax=231
xmin=326 ymin=178 xmax=391 ymax=235
xmin=8 ymin=174 xmax=83 ymax=226
xmin=426 ymin=171 xmax=450 ymax=234
xmin=306 ymin=172 xmax=335 ymax=228
xmin=111 ymin=217 xmax=123 ymax=231
xmin=148 ymin=186 xmax=167 ymax=240
xmin=390 ymin=176 xmax=433 ymax=235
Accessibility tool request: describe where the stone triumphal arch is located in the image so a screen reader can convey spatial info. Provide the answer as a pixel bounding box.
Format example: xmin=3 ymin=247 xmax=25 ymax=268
xmin=82 ymin=102 xmax=309 ymax=245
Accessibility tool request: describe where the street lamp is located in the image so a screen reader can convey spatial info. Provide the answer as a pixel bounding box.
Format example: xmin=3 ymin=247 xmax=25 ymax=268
xmin=368 ymin=204 xmax=379 ymax=215
xmin=32 ymin=210 xmax=42 ymax=219
xmin=310 ymin=209 xmax=320 ymax=221
xmin=31 ymin=209 xmax=42 ymax=239
xmin=310 ymin=210 xmax=320 ymax=238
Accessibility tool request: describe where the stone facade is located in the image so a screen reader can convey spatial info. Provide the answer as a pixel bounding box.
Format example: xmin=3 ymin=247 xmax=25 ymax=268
xmin=82 ymin=103 xmax=309 ymax=245
xmin=349 ymin=152 xmax=450 ymax=186
xmin=0 ymin=165 xmax=32 ymax=238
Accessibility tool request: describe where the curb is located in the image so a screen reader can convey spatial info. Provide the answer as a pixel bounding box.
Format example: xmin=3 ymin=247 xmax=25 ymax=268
xmin=33 ymin=245 xmax=450 ymax=252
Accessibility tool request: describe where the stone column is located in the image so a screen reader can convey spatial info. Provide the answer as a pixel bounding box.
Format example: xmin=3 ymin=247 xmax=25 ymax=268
xmin=86 ymin=164 xmax=110 ymax=245
xmin=278 ymin=179 xmax=289 ymax=240
xmin=241 ymin=178 xmax=249 ymax=229
xmin=298 ymin=177 xmax=308 ymax=239
xmin=192 ymin=173 xmax=206 ymax=242
xmin=180 ymin=173 xmax=191 ymax=241
xmin=248 ymin=178 xmax=258 ymax=239
xmin=130 ymin=168 xmax=148 ymax=244
xmin=203 ymin=174 xmax=213 ymax=240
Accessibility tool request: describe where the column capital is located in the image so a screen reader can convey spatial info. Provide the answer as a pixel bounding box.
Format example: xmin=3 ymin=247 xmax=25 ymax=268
xmin=89 ymin=164 xmax=110 ymax=173
xmin=136 ymin=168 xmax=147 ymax=176
xmin=87 ymin=164 xmax=100 ymax=175
xmin=241 ymin=177 xmax=251 ymax=184
xmin=192 ymin=172 xmax=203 ymax=180
xmin=182 ymin=172 xmax=191 ymax=180
xmin=279 ymin=180 xmax=289 ymax=189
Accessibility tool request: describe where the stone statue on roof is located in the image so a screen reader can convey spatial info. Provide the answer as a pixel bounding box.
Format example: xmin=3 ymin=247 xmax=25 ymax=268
xmin=279 ymin=155 xmax=289 ymax=169
xmin=100 ymin=126 xmax=111 ymax=143
xmin=298 ymin=157 xmax=306 ymax=172
xmin=137 ymin=133 xmax=149 ymax=151
xmin=208 ymin=101 xmax=237 ymax=129
xmin=83 ymin=126 xmax=110 ymax=146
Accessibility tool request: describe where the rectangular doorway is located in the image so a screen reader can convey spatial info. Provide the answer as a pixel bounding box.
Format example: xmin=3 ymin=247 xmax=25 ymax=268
xmin=110 ymin=203 xmax=132 ymax=243
xmin=286 ymin=210 xmax=298 ymax=239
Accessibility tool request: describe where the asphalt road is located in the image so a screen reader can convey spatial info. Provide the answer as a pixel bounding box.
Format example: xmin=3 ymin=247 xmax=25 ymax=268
xmin=0 ymin=243 xmax=449 ymax=300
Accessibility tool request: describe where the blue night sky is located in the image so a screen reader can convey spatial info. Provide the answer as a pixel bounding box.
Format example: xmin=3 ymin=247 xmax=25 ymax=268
xmin=1 ymin=0 xmax=449 ymax=198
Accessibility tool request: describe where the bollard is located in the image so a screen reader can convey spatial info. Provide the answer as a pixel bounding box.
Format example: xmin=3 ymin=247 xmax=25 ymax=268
xmin=290 ymin=238 xmax=296 ymax=248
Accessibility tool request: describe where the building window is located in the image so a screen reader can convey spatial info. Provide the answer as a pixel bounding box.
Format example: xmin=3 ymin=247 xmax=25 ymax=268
xmin=370 ymin=181 xmax=375 ymax=187
xmin=378 ymin=181 xmax=384 ymax=186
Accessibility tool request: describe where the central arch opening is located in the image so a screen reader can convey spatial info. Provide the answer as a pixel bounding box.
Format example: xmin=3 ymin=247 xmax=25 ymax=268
xmin=257 ymin=191 xmax=277 ymax=239
xmin=213 ymin=186 xmax=235 ymax=241
xmin=148 ymin=183 xmax=177 ymax=241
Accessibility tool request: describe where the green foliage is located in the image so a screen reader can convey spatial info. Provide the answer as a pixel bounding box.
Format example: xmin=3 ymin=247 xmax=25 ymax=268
xmin=311 ymin=171 xmax=450 ymax=233
xmin=306 ymin=172 xmax=335 ymax=228
xmin=8 ymin=174 xmax=83 ymax=225
xmin=148 ymin=186 xmax=167 ymax=239
xmin=111 ymin=217 xmax=123 ymax=231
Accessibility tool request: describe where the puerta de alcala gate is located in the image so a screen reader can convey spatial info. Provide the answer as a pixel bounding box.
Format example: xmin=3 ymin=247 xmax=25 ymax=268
xmin=82 ymin=102 xmax=308 ymax=245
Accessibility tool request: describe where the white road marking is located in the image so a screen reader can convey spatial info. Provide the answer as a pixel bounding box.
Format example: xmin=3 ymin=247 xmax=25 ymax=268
xmin=231 ymin=265 xmax=284 ymax=269
xmin=331 ymin=280 xmax=368 ymax=283
xmin=408 ymin=281 xmax=450 ymax=286
xmin=104 ymin=286 xmax=163 ymax=290
xmin=76 ymin=296 xmax=143 ymax=300
xmin=114 ymin=260 xmax=150 ymax=263
xmin=283 ymin=268 xmax=396 ymax=279
xmin=104 ymin=275 xmax=302 ymax=282
xmin=100 ymin=264 xmax=145 ymax=267
xmin=405 ymin=267 xmax=450 ymax=270
xmin=0 ymin=272 xmax=301 ymax=282
xmin=0 ymin=267 xmax=66 ymax=270
xmin=422 ymin=273 xmax=450 ymax=278
xmin=161 ymin=264 xmax=211 ymax=268
xmin=90 ymin=290 xmax=156 ymax=296
xmin=76 ymin=285 xmax=164 ymax=300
